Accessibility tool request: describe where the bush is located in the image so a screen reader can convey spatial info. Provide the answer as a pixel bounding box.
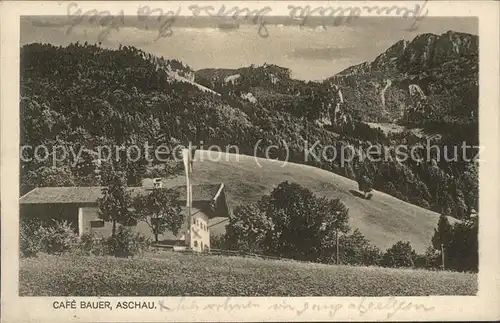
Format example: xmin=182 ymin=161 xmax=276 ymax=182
xmin=381 ymin=241 xmax=417 ymax=268
xmin=338 ymin=229 xmax=382 ymax=266
xmin=20 ymin=217 xmax=42 ymax=257
xmin=357 ymin=175 xmax=373 ymax=198
xmin=361 ymin=245 xmax=383 ymax=266
xmin=414 ymin=246 xmax=441 ymax=270
xmin=106 ymin=226 xmax=150 ymax=258
xmin=78 ymin=231 xmax=107 ymax=256
xmin=38 ymin=220 xmax=78 ymax=254
xmin=210 ymin=234 xmax=228 ymax=250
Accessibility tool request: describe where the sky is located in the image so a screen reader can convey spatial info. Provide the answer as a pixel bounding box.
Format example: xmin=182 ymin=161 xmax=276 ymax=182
xmin=21 ymin=16 xmax=477 ymax=81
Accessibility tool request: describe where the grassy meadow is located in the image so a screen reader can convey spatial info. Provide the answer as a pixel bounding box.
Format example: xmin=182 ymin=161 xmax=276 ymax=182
xmin=19 ymin=252 xmax=477 ymax=296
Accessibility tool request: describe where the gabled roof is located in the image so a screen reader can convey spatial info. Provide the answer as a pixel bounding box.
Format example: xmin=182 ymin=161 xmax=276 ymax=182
xmin=20 ymin=186 xmax=105 ymax=204
xmin=170 ymin=184 xmax=223 ymax=202
xmin=19 ymin=184 xmax=224 ymax=205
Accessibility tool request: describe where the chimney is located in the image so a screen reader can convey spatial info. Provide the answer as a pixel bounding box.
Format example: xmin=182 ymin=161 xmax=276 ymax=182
xmin=153 ymin=178 xmax=163 ymax=189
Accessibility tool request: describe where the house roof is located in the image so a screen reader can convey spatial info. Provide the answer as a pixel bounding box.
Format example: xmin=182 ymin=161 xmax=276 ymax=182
xmin=19 ymin=184 xmax=224 ymax=205
xmin=169 ymin=184 xmax=223 ymax=202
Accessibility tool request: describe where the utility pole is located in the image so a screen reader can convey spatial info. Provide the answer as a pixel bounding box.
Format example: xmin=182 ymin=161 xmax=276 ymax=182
xmin=335 ymin=210 xmax=340 ymax=265
xmin=336 ymin=226 xmax=339 ymax=265
xmin=441 ymin=243 xmax=445 ymax=270
xmin=183 ymin=143 xmax=194 ymax=250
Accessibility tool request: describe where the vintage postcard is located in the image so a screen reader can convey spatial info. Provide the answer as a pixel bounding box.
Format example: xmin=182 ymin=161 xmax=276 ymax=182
xmin=1 ymin=0 xmax=499 ymax=322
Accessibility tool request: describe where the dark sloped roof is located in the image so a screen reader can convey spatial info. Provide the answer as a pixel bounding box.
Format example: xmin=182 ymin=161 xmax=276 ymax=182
xmin=20 ymin=186 xmax=106 ymax=204
xmin=19 ymin=184 xmax=223 ymax=205
xmin=169 ymin=184 xmax=222 ymax=202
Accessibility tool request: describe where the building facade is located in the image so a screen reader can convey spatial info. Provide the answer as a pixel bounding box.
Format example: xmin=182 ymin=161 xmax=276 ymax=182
xmin=19 ymin=181 xmax=230 ymax=252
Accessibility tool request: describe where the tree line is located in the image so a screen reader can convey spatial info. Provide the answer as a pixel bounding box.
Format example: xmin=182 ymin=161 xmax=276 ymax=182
xmin=212 ymin=181 xmax=478 ymax=272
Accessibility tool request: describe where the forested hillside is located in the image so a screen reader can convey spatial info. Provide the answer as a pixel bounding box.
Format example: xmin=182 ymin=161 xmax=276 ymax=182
xmin=20 ymin=34 xmax=478 ymax=220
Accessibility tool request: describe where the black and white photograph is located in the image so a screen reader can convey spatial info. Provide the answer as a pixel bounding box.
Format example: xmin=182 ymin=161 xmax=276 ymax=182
xmin=1 ymin=1 xmax=500 ymax=322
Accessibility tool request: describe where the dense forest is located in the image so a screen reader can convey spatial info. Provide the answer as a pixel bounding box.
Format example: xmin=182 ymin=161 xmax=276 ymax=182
xmin=20 ymin=39 xmax=478 ymax=220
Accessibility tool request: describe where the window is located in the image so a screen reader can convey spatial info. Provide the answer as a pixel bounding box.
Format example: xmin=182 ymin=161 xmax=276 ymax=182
xmin=90 ymin=220 xmax=104 ymax=228
xmin=194 ymin=240 xmax=198 ymax=248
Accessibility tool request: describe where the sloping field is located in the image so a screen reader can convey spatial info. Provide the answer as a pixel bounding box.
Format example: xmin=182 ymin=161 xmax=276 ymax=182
xmin=168 ymin=72 xmax=221 ymax=96
xmin=164 ymin=150 xmax=456 ymax=253
xmin=19 ymin=253 xmax=477 ymax=296
xmin=364 ymin=122 xmax=422 ymax=135
xmin=363 ymin=122 xmax=442 ymax=141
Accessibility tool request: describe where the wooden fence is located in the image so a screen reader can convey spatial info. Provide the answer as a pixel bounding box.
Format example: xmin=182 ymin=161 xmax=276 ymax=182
xmin=150 ymin=244 xmax=311 ymax=263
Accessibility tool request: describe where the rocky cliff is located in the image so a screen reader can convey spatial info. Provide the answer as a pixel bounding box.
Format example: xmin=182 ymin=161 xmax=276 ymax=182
xmin=330 ymin=31 xmax=478 ymax=123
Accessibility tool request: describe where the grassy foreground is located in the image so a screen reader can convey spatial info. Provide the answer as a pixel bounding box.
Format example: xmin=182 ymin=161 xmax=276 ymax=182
xmin=19 ymin=252 xmax=477 ymax=296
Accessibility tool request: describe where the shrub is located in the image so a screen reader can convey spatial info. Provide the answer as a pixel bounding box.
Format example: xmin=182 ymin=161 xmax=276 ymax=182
xmin=338 ymin=229 xmax=382 ymax=266
xmin=78 ymin=231 xmax=107 ymax=256
xmin=361 ymin=245 xmax=383 ymax=266
xmin=20 ymin=217 xmax=42 ymax=257
xmin=357 ymin=175 xmax=373 ymax=198
xmin=381 ymin=241 xmax=417 ymax=268
xmin=210 ymin=234 xmax=228 ymax=250
xmin=106 ymin=226 xmax=150 ymax=258
xmin=414 ymin=246 xmax=441 ymax=270
xmin=38 ymin=220 xmax=78 ymax=254
xmin=413 ymin=253 xmax=428 ymax=269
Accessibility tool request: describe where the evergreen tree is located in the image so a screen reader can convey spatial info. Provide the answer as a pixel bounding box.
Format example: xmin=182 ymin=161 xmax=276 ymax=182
xmin=431 ymin=214 xmax=454 ymax=251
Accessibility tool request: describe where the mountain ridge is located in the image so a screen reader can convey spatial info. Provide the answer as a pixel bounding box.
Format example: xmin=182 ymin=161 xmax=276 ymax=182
xmin=194 ymin=30 xmax=478 ymax=124
xmin=337 ymin=30 xmax=478 ymax=76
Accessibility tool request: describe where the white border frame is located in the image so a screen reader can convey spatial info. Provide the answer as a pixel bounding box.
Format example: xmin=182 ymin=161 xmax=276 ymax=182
xmin=2 ymin=1 xmax=499 ymax=322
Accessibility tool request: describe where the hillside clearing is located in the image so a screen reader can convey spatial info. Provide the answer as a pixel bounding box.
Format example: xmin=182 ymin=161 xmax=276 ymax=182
xmin=161 ymin=150 xmax=456 ymax=253
xmin=168 ymin=72 xmax=221 ymax=96
xmin=364 ymin=122 xmax=425 ymax=137
xmin=19 ymin=253 xmax=477 ymax=296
